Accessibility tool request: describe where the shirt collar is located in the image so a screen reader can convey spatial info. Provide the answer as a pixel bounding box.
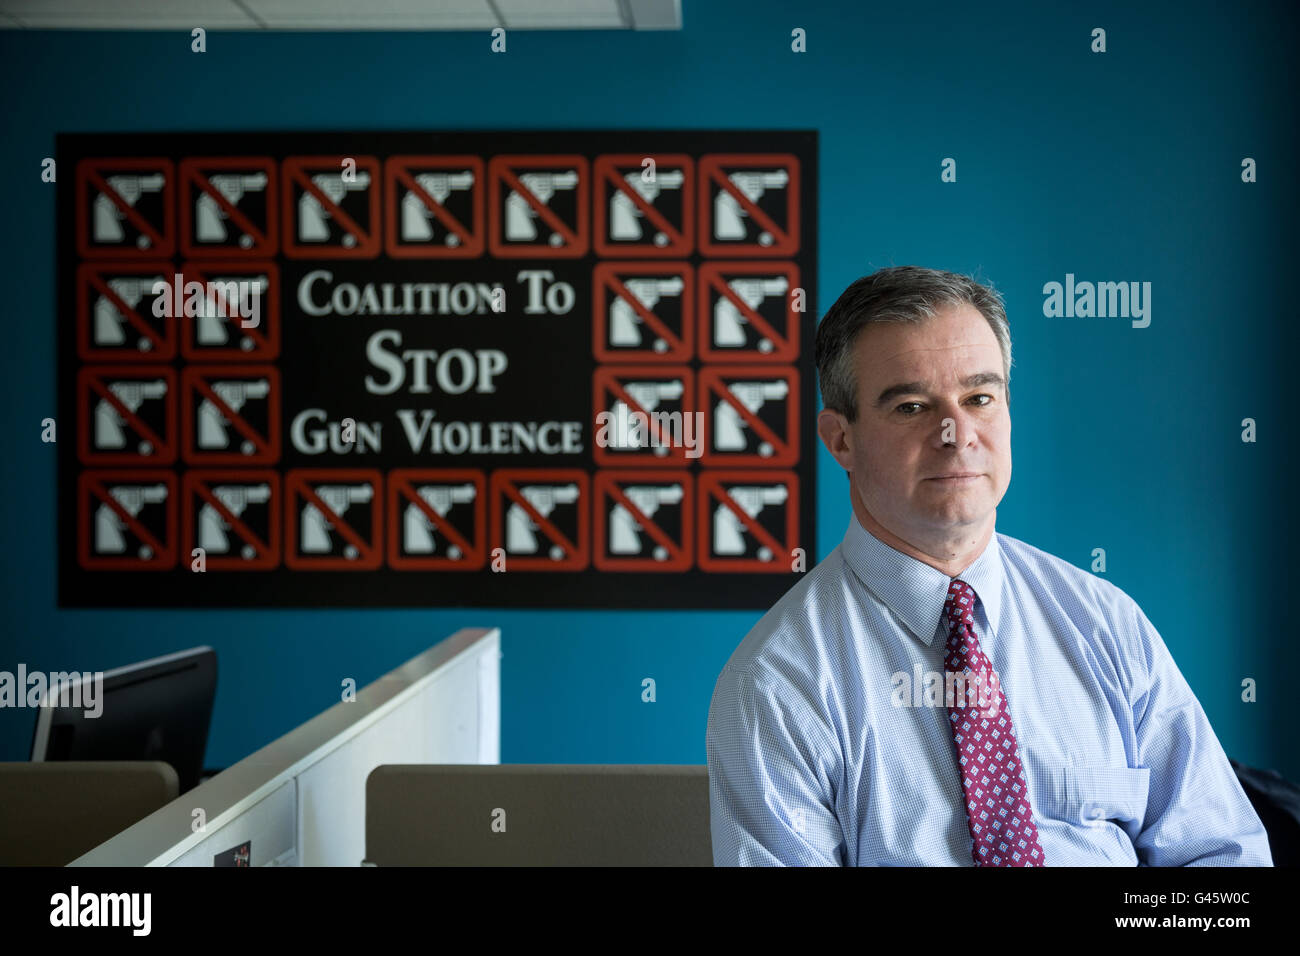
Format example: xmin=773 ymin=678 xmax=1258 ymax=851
xmin=840 ymin=510 xmax=1004 ymax=647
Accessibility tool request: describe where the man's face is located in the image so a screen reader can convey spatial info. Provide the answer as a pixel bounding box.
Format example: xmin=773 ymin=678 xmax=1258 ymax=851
xmin=818 ymin=303 xmax=1012 ymax=550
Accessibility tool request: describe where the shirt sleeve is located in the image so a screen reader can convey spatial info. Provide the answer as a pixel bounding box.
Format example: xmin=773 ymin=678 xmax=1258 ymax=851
xmin=706 ymin=662 xmax=846 ymax=866
xmin=1128 ymin=600 xmax=1273 ymax=866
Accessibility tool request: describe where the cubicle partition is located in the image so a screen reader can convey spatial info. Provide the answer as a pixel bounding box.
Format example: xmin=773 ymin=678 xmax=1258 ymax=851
xmin=365 ymin=764 xmax=711 ymax=866
xmin=70 ymin=627 xmax=500 ymax=867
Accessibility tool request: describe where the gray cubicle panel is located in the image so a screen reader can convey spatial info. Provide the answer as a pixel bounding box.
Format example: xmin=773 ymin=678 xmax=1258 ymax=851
xmin=365 ymin=764 xmax=711 ymax=866
xmin=70 ymin=627 xmax=501 ymax=867
xmin=0 ymin=761 xmax=179 ymax=866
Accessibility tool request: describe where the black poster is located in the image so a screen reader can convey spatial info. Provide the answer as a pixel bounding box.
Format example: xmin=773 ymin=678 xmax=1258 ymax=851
xmin=57 ymin=130 xmax=818 ymax=608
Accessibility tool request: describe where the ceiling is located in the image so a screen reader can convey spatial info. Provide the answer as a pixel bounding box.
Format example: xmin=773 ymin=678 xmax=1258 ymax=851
xmin=0 ymin=0 xmax=681 ymax=31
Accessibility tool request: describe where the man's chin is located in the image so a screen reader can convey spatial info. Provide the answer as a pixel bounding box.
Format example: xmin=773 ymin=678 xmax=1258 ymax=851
xmin=916 ymin=503 xmax=990 ymax=527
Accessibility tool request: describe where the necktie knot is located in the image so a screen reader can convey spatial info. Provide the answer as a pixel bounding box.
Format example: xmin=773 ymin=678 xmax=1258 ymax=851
xmin=945 ymin=578 xmax=977 ymax=631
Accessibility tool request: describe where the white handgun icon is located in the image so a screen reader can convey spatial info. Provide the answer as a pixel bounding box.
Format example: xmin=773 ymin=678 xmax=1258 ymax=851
xmin=506 ymin=484 xmax=579 ymax=558
xmin=301 ymin=484 xmax=373 ymax=556
xmin=715 ymin=276 xmax=789 ymax=349
xmin=94 ymin=277 xmax=165 ymax=348
xmin=715 ymin=380 xmax=789 ymax=454
xmin=610 ymin=277 xmax=684 ymax=350
xmin=197 ymin=379 xmax=270 ymax=452
xmin=713 ymin=485 xmax=788 ymax=558
xmin=196 ymin=275 xmax=268 ymax=347
xmin=403 ymin=484 xmax=476 ymax=556
xmin=94 ymin=380 xmax=167 ymax=452
xmin=401 ymin=171 xmax=475 ymax=244
xmin=94 ymin=174 xmax=165 ymax=246
xmin=94 ymin=484 xmax=167 ymax=556
xmin=196 ymin=173 xmax=268 ymax=246
xmin=610 ymin=169 xmax=685 ymax=243
xmin=505 ymin=171 xmax=579 ymax=244
xmin=609 ymin=485 xmax=684 ymax=557
xmin=714 ymin=169 xmax=789 ymax=243
xmin=299 ymin=172 xmax=371 ymax=246
xmin=610 ymin=380 xmax=684 ymax=451
xmin=199 ymin=484 xmax=271 ymax=556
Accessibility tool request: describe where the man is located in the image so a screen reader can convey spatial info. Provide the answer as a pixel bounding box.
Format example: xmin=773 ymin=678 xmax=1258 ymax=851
xmin=706 ymin=265 xmax=1272 ymax=866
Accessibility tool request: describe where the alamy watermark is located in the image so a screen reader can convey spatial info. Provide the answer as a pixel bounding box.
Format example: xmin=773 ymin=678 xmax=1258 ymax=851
xmin=594 ymin=402 xmax=704 ymax=459
xmin=50 ymin=886 xmax=150 ymax=936
xmin=0 ymin=665 xmax=103 ymax=718
xmin=152 ymin=272 xmax=261 ymax=329
xmin=890 ymin=663 xmax=1001 ymax=719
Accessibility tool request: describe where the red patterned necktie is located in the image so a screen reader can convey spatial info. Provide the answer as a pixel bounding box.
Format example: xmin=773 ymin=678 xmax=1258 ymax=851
xmin=943 ymin=578 xmax=1046 ymax=866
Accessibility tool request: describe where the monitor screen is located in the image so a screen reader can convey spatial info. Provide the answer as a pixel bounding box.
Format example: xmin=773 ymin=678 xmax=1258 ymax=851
xmin=30 ymin=646 xmax=217 ymax=794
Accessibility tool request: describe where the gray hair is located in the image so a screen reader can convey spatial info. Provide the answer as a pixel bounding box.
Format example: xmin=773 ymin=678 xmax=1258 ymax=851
xmin=814 ymin=265 xmax=1012 ymax=423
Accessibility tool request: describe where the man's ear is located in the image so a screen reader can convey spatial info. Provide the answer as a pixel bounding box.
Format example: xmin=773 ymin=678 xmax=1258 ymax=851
xmin=817 ymin=408 xmax=854 ymax=472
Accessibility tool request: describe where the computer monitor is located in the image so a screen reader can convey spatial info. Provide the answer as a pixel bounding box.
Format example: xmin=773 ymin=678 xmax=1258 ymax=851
xmin=30 ymin=646 xmax=217 ymax=794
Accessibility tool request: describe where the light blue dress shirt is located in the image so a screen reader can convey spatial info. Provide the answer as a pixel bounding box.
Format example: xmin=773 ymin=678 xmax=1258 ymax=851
xmin=706 ymin=512 xmax=1273 ymax=866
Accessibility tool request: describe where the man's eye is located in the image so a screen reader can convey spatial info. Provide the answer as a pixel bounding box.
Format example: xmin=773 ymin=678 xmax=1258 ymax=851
xmin=895 ymin=395 xmax=993 ymax=415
